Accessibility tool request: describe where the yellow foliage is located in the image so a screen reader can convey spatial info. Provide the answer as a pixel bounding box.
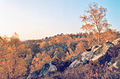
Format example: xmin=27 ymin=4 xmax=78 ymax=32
xmin=0 ymin=34 xmax=28 ymax=79
xmin=30 ymin=52 xmax=52 ymax=73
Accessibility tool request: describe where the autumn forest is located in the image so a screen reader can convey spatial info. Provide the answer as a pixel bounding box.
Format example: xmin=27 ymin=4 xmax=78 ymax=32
xmin=0 ymin=2 xmax=120 ymax=79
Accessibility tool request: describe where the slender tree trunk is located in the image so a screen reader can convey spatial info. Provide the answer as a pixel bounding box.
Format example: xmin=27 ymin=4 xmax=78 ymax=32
xmin=98 ymin=31 xmax=100 ymax=44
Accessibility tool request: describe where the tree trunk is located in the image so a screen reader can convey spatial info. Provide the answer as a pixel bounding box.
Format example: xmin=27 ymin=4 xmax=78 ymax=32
xmin=98 ymin=32 xmax=100 ymax=44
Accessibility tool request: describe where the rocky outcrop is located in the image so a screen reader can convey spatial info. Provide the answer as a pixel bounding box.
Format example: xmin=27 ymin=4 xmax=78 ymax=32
xmin=80 ymin=40 xmax=115 ymax=65
xmin=81 ymin=51 xmax=93 ymax=64
xmin=27 ymin=38 xmax=120 ymax=79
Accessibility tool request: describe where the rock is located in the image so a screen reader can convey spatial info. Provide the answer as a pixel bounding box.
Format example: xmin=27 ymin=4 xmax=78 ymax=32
xmin=80 ymin=45 xmax=102 ymax=64
xmin=81 ymin=51 xmax=93 ymax=64
xmin=91 ymin=41 xmax=114 ymax=63
xmin=109 ymin=60 xmax=120 ymax=71
xmin=86 ymin=48 xmax=91 ymax=51
xmin=68 ymin=56 xmax=78 ymax=62
xmin=27 ymin=61 xmax=57 ymax=79
xmin=113 ymin=61 xmax=119 ymax=69
xmin=69 ymin=59 xmax=81 ymax=68
xmin=48 ymin=61 xmax=57 ymax=72
xmin=112 ymin=38 xmax=120 ymax=45
xmin=106 ymin=41 xmax=114 ymax=46
xmin=91 ymin=45 xmax=102 ymax=53
xmin=26 ymin=70 xmax=41 ymax=79
xmin=40 ymin=63 xmax=50 ymax=75
xmin=26 ymin=74 xmax=32 ymax=79
xmin=68 ymin=53 xmax=82 ymax=62
xmin=113 ymin=61 xmax=120 ymax=69
xmin=80 ymin=41 xmax=114 ymax=65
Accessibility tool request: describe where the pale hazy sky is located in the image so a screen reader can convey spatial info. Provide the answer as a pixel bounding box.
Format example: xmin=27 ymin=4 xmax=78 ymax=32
xmin=0 ymin=0 xmax=120 ymax=40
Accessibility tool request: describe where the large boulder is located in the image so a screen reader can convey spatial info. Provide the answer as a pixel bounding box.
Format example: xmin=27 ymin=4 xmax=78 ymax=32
xmin=91 ymin=41 xmax=114 ymax=63
xmin=80 ymin=41 xmax=114 ymax=65
xmin=91 ymin=45 xmax=102 ymax=53
xmin=27 ymin=61 xmax=57 ymax=79
xmin=81 ymin=51 xmax=93 ymax=64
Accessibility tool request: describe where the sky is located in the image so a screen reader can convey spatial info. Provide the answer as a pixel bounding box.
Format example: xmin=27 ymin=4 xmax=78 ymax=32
xmin=0 ymin=0 xmax=120 ymax=40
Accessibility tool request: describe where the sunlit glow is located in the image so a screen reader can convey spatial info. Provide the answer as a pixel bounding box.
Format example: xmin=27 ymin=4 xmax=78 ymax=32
xmin=0 ymin=0 xmax=120 ymax=40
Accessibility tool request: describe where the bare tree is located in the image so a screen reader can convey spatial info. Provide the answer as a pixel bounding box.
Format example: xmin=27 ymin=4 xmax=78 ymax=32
xmin=80 ymin=3 xmax=110 ymax=44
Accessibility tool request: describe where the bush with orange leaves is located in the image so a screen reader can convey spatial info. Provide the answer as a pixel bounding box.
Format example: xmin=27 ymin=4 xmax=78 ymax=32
xmin=30 ymin=52 xmax=52 ymax=73
xmin=0 ymin=33 xmax=28 ymax=79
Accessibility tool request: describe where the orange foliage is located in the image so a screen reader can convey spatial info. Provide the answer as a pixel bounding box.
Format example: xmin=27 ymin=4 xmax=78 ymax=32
xmin=0 ymin=33 xmax=28 ymax=79
xmin=80 ymin=3 xmax=110 ymax=44
xmin=30 ymin=52 xmax=52 ymax=73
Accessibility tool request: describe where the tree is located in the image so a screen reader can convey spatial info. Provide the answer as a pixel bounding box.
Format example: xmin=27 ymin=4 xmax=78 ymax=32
xmin=30 ymin=52 xmax=52 ymax=73
xmin=0 ymin=33 xmax=27 ymax=79
xmin=80 ymin=3 xmax=110 ymax=44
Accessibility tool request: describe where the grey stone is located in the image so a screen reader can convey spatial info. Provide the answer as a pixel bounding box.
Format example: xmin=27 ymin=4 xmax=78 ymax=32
xmin=26 ymin=70 xmax=41 ymax=79
xmin=69 ymin=59 xmax=81 ymax=68
xmin=113 ymin=61 xmax=120 ymax=69
xmin=48 ymin=61 xmax=57 ymax=72
xmin=40 ymin=63 xmax=50 ymax=75
xmin=68 ymin=53 xmax=82 ymax=62
xmin=91 ymin=41 xmax=113 ymax=63
xmin=81 ymin=51 xmax=93 ymax=64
